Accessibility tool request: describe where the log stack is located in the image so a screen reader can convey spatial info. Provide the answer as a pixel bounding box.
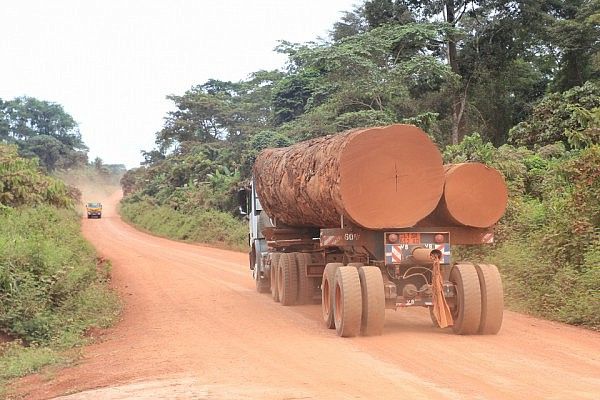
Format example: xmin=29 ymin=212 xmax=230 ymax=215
xmin=253 ymin=124 xmax=445 ymax=229
xmin=253 ymin=125 xmax=508 ymax=230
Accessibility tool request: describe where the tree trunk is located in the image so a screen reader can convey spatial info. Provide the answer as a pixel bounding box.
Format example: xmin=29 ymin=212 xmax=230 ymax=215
xmin=253 ymin=124 xmax=445 ymax=229
xmin=446 ymin=0 xmax=466 ymax=145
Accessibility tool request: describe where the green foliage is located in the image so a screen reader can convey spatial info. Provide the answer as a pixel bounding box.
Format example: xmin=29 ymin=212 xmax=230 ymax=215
xmin=0 ymin=206 xmax=121 ymax=344
xmin=443 ymin=132 xmax=495 ymax=164
xmin=335 ymin=109 xmax=395 ymax=130
xmin=509 ymin=81 xmax=600 ymax=149
xmin=0 ymin=144 xmax=74 ymax=208
xmin=0 ymin=96 xmax=88 ymax=171
xmin=155 ymin=72 xmax=284 ymax=150
xmin=275 ymin=22 xmax=457 ymax=140
xmin=120 ymin=199 xmax=247 ymax=251
xmin=0 ymin=341 xmax=65 ymax=381
xmin=0 ymin=150 xmax=120 ymax=390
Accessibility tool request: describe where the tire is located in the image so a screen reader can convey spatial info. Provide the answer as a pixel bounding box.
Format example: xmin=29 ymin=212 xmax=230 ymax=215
xmin=295 ymin=253 xmax=314 ymax=304
xmin=254 ymin=252 xmax=270 ymax=294
xmin=270 ymin=253 xmax=281 ymax=302
xmin=334 ymin=266 xmax=363 ymax=337
xmin=358 ymin=266 xmax=385 ymax=336
xmin=322 ymin=263 xmax=342 ymax=329
xmin=450 ymin=263 xmax=482 ymax=335
xmin=279 ymin=253 xmax=298 ymax=306
xmin=475 ymin=264 xmax=504 ymax=334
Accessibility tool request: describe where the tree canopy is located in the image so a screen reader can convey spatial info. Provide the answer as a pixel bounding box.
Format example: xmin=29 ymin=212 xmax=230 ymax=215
xmin=0 ymin=96 xmax=88 ymax=171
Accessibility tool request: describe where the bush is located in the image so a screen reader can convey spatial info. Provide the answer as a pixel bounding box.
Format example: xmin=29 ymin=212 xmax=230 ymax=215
xmin=0 ymin=144 xmax=74 ymax=208
xmin=509 ymin=81 xmax=600 ymax=149
xmin=0 ymin=206 xmax=120 ymax=344
xmin=120 ymin=199 xmax=247 ymax=251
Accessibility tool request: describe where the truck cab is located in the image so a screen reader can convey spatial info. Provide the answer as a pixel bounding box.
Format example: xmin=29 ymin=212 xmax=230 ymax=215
xmin=238 ymin=179 xmax=271 ymax=292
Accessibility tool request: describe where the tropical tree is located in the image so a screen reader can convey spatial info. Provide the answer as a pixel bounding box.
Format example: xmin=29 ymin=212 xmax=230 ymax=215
xmin=0 ymin=96 xmax=87 ymax=170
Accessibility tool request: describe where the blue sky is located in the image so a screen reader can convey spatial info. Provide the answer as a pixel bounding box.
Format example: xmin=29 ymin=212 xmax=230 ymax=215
xmin=0 ymin=0 xmax=357 ymax=168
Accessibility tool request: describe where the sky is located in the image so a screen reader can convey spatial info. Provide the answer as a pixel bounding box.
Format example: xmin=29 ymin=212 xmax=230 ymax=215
xmin=0 ymin=0 xmax=358 ymax=169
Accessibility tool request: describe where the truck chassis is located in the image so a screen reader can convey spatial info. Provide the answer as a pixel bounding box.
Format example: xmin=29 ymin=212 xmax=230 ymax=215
xmin=241 ymin=182 xmax=503 ymax=337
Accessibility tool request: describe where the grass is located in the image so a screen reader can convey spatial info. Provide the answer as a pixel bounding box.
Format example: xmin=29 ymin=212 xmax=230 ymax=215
xmin=0 ymin=205 xmax=121 ymax=394
xmin=120 ymin=199 xmax=248 ymax=252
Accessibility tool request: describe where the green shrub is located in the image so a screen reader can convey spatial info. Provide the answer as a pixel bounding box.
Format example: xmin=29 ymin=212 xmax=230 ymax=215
xmin=120 ymin=199 xmax=247 ymax=251
xmin=0 ymin=206 xmax=120 ymax=344
xmin=509 ymin=81 xmax=600 ymax=149
xmin=0 ymin=144 xmax=74 ymax=208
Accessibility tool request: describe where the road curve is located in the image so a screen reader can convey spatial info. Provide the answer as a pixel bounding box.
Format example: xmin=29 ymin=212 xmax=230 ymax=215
xmin=13 ymin=191 xmax=600 ymax=399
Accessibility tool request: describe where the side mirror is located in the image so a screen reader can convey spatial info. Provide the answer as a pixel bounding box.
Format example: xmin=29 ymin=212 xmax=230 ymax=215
xmin=237 ymin=188 xmax=248 ymax=215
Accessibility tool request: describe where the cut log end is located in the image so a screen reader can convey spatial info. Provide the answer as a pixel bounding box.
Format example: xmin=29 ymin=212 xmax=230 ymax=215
xmin=442 ymin=163 xmax=508 ymax=228
xmin=339 ymin=125 xmax=444 ymax=229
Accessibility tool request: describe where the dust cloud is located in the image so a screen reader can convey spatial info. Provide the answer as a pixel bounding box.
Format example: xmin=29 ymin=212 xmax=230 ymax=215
xmin=55 ymin=169 xmax=123 ymax=214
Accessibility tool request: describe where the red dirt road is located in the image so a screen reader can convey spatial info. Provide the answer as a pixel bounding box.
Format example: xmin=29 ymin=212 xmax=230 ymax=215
xmin=13 ymin=191 xmax=600 ymax=399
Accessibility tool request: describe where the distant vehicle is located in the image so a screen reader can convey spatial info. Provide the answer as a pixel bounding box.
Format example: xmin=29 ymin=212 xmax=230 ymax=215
xmin=86 ymin=202 xmax=102 ymax=219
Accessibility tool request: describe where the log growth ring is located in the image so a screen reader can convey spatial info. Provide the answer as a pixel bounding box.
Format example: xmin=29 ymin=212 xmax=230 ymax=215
xmin=442 ymin=163 xmax=508 ymax=228
xmin=339 ymin=125 xmax=444 ymax=229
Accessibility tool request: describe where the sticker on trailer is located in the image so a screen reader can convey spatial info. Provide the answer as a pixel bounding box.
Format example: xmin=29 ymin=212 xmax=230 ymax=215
xmin=385 ymin=244 xmax=405 ymax=264
xmin=435 ymin=243 xmax=451 ymax=264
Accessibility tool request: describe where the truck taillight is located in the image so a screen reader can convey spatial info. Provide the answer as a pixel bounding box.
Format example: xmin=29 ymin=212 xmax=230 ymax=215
xmin=388 ymin=233 xmax=399 ymax=243
xmin=434 ymin=234 xmax=445 ymax=243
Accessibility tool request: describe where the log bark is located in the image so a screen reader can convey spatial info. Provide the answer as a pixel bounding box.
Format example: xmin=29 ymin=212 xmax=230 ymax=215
xmin=420 ymin=163 xmax=508 ymax=228
xmin=253 ymin=124 xmax=444 ymax=229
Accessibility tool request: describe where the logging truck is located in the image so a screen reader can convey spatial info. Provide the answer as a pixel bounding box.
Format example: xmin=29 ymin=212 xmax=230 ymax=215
xmin=239 ymin=124 xmax=507 ymax=337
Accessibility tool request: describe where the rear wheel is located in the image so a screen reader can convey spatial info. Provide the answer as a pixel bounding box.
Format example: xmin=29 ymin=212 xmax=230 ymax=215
xmin=450 ymin=263 xmax=482 ymax=335
xmin=334 ymin=266 xmax=363 ymax=337
xmin=358 ymin=266 xmax=385 ymax=336
xmin=295 ymin=253 xmax=314 ymax=304
xmin=322 ymin=263 xmax=342 ymax=329
xmin=270 ymin=253 xmax=281 ymax=302
xmin=475 ymin=264 xmax=504 ymax=334
xmin=279 ymin=253 xmax=298 ymax=306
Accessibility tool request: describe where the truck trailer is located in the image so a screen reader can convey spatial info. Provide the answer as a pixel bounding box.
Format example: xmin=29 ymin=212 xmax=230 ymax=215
xmin=238 ymin=124 xmax=507 ymax=337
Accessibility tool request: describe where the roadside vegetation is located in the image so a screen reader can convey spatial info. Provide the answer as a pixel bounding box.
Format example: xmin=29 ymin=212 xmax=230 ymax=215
xmin=120 ymin=200 xmax=247 ymax=251
xmin=121 ymin=0 xmax=599 ymax=329
xmin=1 ymin=120 xmax=121 ymax=390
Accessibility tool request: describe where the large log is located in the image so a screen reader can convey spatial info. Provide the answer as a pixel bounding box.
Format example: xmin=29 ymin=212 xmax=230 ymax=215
xmin=419 ymin=163 xmax=508 ymax=228
xmin=253 ymin=124 xmax=444 ymax=229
